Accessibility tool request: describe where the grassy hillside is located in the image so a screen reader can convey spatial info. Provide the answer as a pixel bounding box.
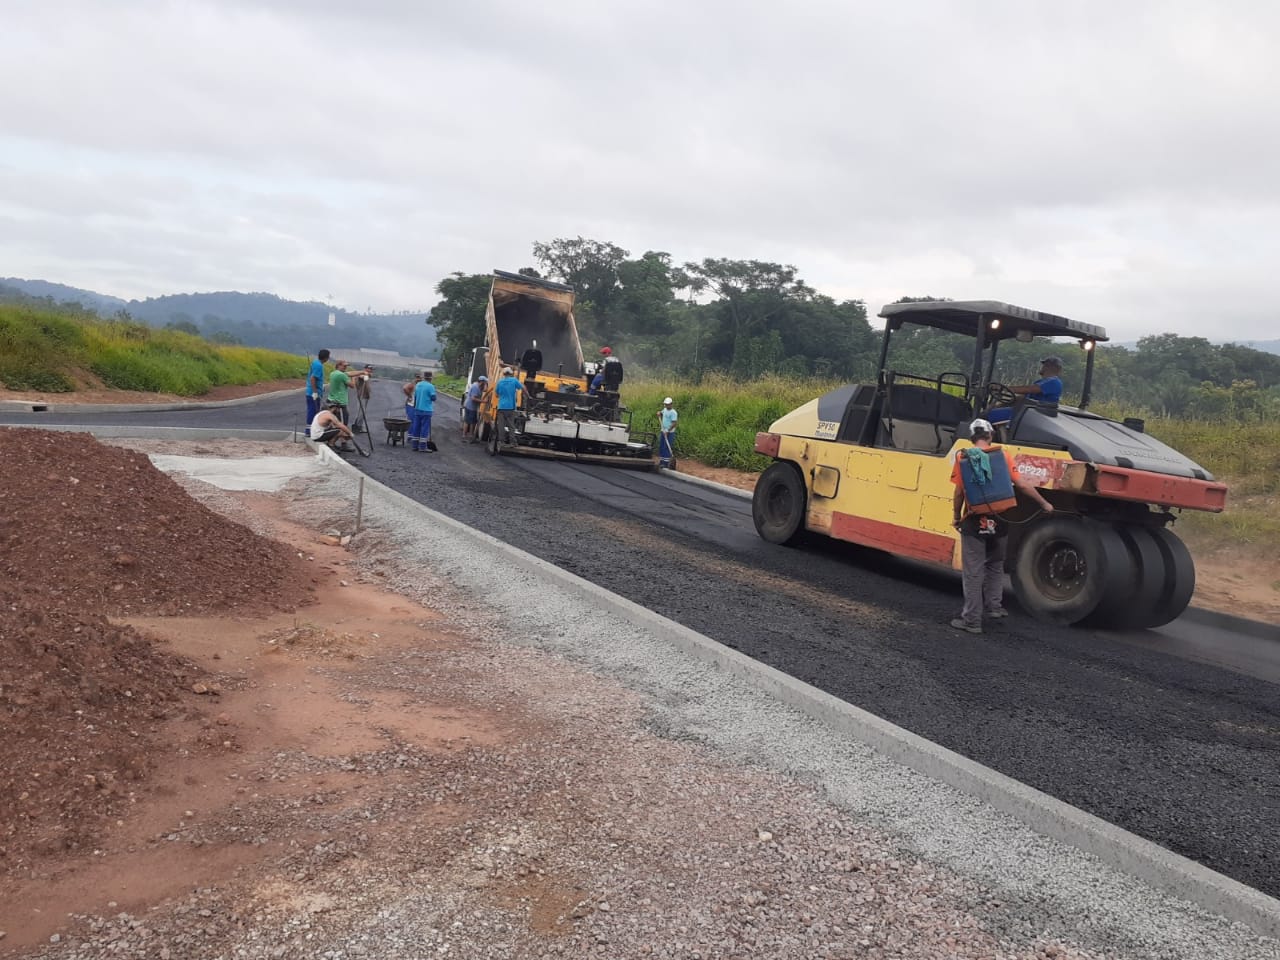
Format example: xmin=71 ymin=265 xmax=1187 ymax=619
xmin=0 ymin=304 xmax=304 ymax=396
xmin=1 ymin=279 xmax=438 ymax=358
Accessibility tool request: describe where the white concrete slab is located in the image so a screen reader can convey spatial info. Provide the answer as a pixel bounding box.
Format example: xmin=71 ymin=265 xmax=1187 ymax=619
xmin=149 ymin=454 xmax=318 ymax=491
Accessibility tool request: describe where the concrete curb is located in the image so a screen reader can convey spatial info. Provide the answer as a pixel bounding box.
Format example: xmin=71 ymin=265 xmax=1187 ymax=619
xmin=0 ymin=423 xmax=300 ymax=443
xmin=661 ymin=465 xmax=753 ymax=500
xmin=0 ymin=387 xmax=300 ymax=414
xmin=1181 ymin=605 xmax=1280 ymax=641
xmin=314 ymin=446 xmax=1280 ymax=940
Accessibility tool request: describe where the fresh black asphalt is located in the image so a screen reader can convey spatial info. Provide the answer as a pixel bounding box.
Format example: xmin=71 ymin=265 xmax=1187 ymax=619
xmin=5 ymin=384 xmax=1279 ymax=899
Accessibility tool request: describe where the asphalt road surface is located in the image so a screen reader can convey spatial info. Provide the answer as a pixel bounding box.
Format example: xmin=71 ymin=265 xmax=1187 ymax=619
xmin=5 ymin=383 xmax=1279 ymax=899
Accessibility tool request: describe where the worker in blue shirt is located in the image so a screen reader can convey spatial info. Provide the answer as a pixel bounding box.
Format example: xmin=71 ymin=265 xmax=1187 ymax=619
xmin=657 ymin=396 xmax=679 ymax=468
xmin=988 ymin=356 xmax=1064 ymax=425
xmin=494 ymin=366 xmax=531 ymax=447
xmin=306 ymin=348 xmax=330 ymax=425
xmin=410 ymin=371 xmax=437 ymax=452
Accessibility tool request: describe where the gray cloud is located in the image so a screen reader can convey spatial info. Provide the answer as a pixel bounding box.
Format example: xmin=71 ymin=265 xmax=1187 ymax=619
xmin=2 ymin=0 xmax=1278 ymax=339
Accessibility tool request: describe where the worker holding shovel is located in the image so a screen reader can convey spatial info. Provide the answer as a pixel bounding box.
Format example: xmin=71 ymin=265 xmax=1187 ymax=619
xmin=657 ymin=396 xmax=678 ymax=469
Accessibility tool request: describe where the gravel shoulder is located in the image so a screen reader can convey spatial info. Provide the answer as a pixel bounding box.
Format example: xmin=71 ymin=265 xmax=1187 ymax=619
xmin=7 ymin=441 xmax=1277 ymax=959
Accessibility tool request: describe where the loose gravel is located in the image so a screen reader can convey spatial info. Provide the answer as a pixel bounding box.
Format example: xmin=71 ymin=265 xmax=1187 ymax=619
xmin=282 ymin=459 xmax=1274 ymax=960
xmin=13 ymin=447 xmax=1279 ymax=960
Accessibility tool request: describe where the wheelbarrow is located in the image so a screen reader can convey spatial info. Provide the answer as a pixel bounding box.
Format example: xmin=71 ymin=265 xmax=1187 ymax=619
xmin=383 ymin=416 xmax=411 ymax=446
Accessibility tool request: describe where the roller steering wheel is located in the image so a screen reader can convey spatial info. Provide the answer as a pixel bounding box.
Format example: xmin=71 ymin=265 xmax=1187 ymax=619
xmin=986 ymin=381 xmax=1018 ymax=406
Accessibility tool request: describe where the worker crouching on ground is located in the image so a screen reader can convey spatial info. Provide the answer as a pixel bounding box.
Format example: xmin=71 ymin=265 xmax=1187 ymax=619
xmin=950 ymin=418 xmax=1053 ymax=634
xmin=309 ymin=406 xmax=355 ymax=450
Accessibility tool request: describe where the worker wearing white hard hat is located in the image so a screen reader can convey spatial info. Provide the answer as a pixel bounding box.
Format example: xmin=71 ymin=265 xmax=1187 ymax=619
xmin=657 ymin=396 xmax=679 ymax=469
xmin=949 ymin=419 xmax=1054 ymax=633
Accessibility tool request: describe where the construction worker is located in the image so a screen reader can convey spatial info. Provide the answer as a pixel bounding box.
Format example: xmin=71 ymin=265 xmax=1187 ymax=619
xmin=305 ymin=348 xmax=330 ymax=425
xmin=463 ymin=375 xmax=488 ymax=443
xmin=657 ymin=396 xmax=678 ymax=468
xmin=309 ymin=406 xmax=354 ymax=450
xmin=410 ymin=371 xmax=437 ymax=452
xmin=987 ymin=356 xmax=1065 ymax=426
xmin=494 ymin=367 xmax=531 ymax=447
xmin=950 ymin=418 xmax=1053 ymax=634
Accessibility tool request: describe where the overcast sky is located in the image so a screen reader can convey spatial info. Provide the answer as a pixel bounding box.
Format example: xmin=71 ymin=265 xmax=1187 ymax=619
xmin=3 ymin=0 xmax=1278 ymax=340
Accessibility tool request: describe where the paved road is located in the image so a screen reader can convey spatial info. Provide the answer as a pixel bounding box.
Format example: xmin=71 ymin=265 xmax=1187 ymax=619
xmin=5 ymin=385 xmax=1280 ymax=898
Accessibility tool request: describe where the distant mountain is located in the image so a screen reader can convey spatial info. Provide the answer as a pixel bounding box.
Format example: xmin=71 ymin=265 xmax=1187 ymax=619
xmin=1237 ymin=339 xmax=1280 ymax=356
xmin=0 ymin=278 xmax=438 ymax=357
xmin=2 ymin=277 xmax=128 ymax=315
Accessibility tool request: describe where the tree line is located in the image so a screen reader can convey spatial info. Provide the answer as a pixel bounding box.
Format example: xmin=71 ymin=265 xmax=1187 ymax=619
xmin=427 ymin=237 xmax=1280 ymax=422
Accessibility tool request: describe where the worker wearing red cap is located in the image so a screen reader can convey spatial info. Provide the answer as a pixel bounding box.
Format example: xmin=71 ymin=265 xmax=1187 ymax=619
xmin=600 ymin=346 xmax=612 ymax=356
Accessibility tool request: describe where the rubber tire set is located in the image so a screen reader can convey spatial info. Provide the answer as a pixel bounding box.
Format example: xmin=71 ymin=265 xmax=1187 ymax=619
xmin=1010 ymin=517 xmax=1195 ymax=628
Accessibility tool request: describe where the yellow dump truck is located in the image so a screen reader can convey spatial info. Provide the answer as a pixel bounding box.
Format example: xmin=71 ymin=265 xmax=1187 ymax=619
xmin=476 ymin=271 xmax=655 ymax=467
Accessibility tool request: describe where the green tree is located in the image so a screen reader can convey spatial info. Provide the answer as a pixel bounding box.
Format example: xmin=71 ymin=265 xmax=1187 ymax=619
xmin=615 ymin=251 xmax=677 ymax=337
xmin=427 ymin=272 xmax=491 ymax=374
xmin=681 ymin=258 xmax=814 ymax=375
xmin=165 ymin=317 xmax=200 ymax=336
xmin=531 ymin=237 xmax=629 ymax=340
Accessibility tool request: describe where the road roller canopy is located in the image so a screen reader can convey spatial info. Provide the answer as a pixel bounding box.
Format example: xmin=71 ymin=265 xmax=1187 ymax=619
xmin=878 ymin=300 xmax=1108 ymax=344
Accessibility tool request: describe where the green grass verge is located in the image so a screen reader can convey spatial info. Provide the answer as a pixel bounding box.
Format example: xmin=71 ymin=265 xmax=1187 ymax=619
xmin=0 ymin=305 xmax=304 ymax=396
xmin=624 ymin=373 xmax=842 ymax=471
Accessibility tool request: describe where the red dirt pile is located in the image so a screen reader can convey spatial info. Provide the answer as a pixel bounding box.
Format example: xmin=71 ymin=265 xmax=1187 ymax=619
xmin=0 ymin=429 xmax=314 ymax=868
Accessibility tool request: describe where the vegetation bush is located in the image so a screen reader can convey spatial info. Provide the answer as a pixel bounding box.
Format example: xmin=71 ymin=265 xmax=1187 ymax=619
xmin=625 ymin=374 xmax=840 ymax=471
xmin=0 ymin=304 xmax=304 ymax=396
xmin=0 ymin=309 xmax=89 ymax=391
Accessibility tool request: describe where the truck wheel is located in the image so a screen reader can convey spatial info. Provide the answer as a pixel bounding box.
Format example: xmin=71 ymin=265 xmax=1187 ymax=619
xmin=1081 ymin=524 xmax=1165 ymax=630
xmin=752 ymin=462 xmax=807 ymax=546
xmin=1011 ymin=517 xmax=1129 ymax=625
xmin=1144 ymin=526 xmax=1196 ymax=627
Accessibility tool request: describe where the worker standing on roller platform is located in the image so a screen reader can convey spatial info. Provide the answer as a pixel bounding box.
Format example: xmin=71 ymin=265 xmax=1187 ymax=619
xmin=950 ymin=418 xmax=1053 ymax=634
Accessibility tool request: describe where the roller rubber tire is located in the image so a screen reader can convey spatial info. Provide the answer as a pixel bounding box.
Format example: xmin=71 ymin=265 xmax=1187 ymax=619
xmin=1144 ymin=526 xmax=1197 ymax=628
xmin=1011 ymin=516 xmax=1130 ymax=625
xmin=752 ymin=462 xmax=807 ymax=546
xmin=1082 ymin=524 xmax=1165 ymax=630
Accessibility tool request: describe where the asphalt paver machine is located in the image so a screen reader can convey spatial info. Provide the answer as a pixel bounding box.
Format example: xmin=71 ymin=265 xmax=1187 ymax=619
xmin=476 ymin=271 xmax=655 ymax=467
